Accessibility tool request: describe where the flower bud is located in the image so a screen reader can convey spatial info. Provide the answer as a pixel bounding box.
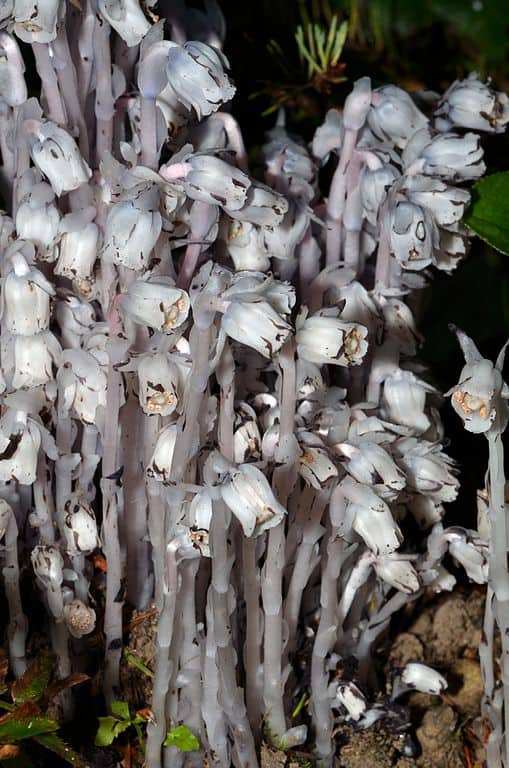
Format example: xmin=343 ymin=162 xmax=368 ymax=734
xmin=122 ymin=277 xmax=190 ymax=333
xmin=401 ymin=662 xmax=447 ymax=695
xmin=435 ymin=73 xmax=509 ymax=133
xmin=98 ymin=0 xmax=150 ymax=47
xmin=2 ymin=260 xmax=53 ymax=335
xmin=312 ymin=108 xmax=341 ymax=164
xmin=101 ymin=201 xmax=162 ymax=270
xmin=220 ymin=461 xmax=287 ymax=537
xmin=166 ymin=41 xmax=235 ymax=119
xmin=343 ymin=76 xmax=371 ymax=131
xmin=146 ymin=423 xmax=178 ymax=482
xmin=221 ymin=297 xmax=291 ymax=358
xmin=0 ymin=31 xmax=27 ymax=106
xmin=28 ymin=122 xmax=92 ymax=196
xmin=137 ymin=353 xmax=179 ymax=416
xmin=234 ymin=402 xmax=261 ymax=463
xmin=64 ymin=500 xmax=99 ymax=553
xmin=63 ymin=599 xmax=96 ymax=638
xmin=296 ymin=313 xmax=368 ymax=367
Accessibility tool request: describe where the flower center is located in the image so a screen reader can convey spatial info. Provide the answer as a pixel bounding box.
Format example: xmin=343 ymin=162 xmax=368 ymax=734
xmin=453 ymin=390 xmax=489 ymax=419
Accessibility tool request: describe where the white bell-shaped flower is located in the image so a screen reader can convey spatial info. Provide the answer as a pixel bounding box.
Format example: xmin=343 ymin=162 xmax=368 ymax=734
xmin=341 ymin=477 xmax=402 ymax=555
xmin=368 ymin=85 xmax=428 ymax=148
xmin=0 ymin=31 xmax=27 ymax=106
xmin=220 ymin=461 xmax=287 ymax=537
xmin=137 ymin=353 xmax=179 ymax=416
xmin=296 ymin=312 xmax=368 ymax=367
xmin=146 ymin=423 xmax=178 ymax=482
xmin=338 ymin=441 xmax=405 ymax=500
xmin=166 ymin=41 xmax=235 ymax=119
xmin=0 ymin=411 xmax=41 ymax=485
xmin=226 ymin=181 xmax=288 ymax=228
xmin=2 ymin=258 xmax=53 ymax=336
xmin=449 ymin=329 xmax=509 ymax=433
xmin=27 ymin=122 xmax=92 ymax=196
xmin=402 ymin=175 xmax=470 ymax=229
xmin=435 ymin=72 xmax=509 ymax=134
xmin=395 ymin=437 xmax=459 ymax=503
xmin=187 ymin=491 xmax=213 ymax=558
xmin=221 ymin=296 xmax=291 ymax=358
xmin=57 ymin=350 xmax=107 ymax=425
xmin=101 ymin=201 xmax=162 ymax=271
xmin=63 ymin=599 xmax=97 ymax=638
xmin=31 ymin=545 xmax=64 ymax=590
xmin=373 ymin=555 xmax=420 ymax=594
xmin=225 ymin=219 xmax=271 ymax=272
xmin=121 ymin=277 xmax=190 ymax=333
xmin=298 ymin=432 xmax=338 ymax=489
xmin=162 ymin=152 xmax=250 ymax=211
xmin=12 ymin=331 xmax=61 ymax=389
xmin=389 ymin=201 xmax=435 ymax=271
xmin=381 ymin=369 xmax=435 ymax=433
xmin=14 ymin=0 xmax=59 ymax=43
xmin=414 ymin=131 xmax=485 ymax=182
xmin=56 ymin=214 xmax=98 ymax=279
xmin=333 ymin=682 xmax=367 ymax=721
xmin=64 ymin=500 xmax=99 ymax=554
xmin=445 ymin=528 xmax=489 ymax=583
xmin=401 ymin=662 xmax=447 ymax=695
xmin=98 ymin=0 xmax=150 ymax=47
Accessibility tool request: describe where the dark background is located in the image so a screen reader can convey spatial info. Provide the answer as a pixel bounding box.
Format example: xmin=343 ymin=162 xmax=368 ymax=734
xmin=216 ymin=0 xmax=509 ymax=524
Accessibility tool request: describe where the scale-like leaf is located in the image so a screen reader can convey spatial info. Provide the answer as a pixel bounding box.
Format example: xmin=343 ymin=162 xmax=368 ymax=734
xmin=464 ymin=172 xmax=509 ymax=257
xmin=11 ymin=655 xmax=53 ymax=704
xmin=163 ymin=725 xmax=200 ymax=752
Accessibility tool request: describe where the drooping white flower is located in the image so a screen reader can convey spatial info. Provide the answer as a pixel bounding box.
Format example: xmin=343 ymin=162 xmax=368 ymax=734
xmin=381 ymin=369 xmax=435 ymax=433
xmin=187 ymin=491 xmax=213 ymax=558
xmin=31 ymin=545 xmax=64 ymax=588
xmin=121 ymin=277 xmax=190 ymax=333
xmin=221 ymin=296 xmax=291 ymax=358
xmin=13 ymin=0 xmax=59 ymax=43
xmin=409 ymin=131 xmax=485 ymax=182
xmin=340 ymin=476 xmax=402 ymax=555
xmin=146 ymin=424 xmax=178 ymax=482
xmin=57 ymin=350 xmax=107 ymax=425
xmin=298 ymin=432 xmax=338 ymax=489
xmin=224 ymin=219 xmax=271 ymax=272
xmin=389 ymin=201 xmax=435 ymax=271
xmin=233 ymin=402 xmax=261 ymax=463
xmin=101 ymin=201 xmax=162 ymax=271
xmin=12 ymin=331 xmax=61 ymax=389
xmin=296 ymin=312 xmax=368 ymax=367
xmin=137 ymin=353 xmax=180 ymax=416
xmin=227 ymin=181 xmax=289 ymax=228
xmin=368 ymin=85 xmax=428 ymax=148
xmin=2 ymin=258 xmax=54 ymax=336
xmin=449 ymin=330 xmax=509 ymax=433
xmin=98 ymin=0 xmax=150 ymax=47
xmin=166 ymin=41 xmax=235 ymax=119
xmin=435 ymin=72 xmax=509 ymax=134
xmin=401 ymin=662 xmax=447 ymax=695
xmin=161 ymin=152 xmax=250 ymax=211
xmin=64 ymin=500 xmax=99 ymax=554
xmin=27 ymin=122 xmax=92 ymax=196
xmin=373 ymin=555 xmax=420 ymax=594
xmin=445 ymin=527 xmax=489 ymax=583
xmin=402 ymin=175 xmax=470 ymax=229
xmin=394 ymin=437 xmax=459 ymax=503
xmin=338 ymin=441 xmax=405 ymax=500
xmin=0 ymin=411 xmax=41 ymax=485
xmin=15 ymin=186 xmax=60 ymax=260
xmin=63 ymin=599 xmax=97 ymax=638
xmin=55 ymin=212 xmax=98 ymax=280
xmin=0 ymin=31 xmax=27 ymax=106
xmin=333 ymin=681 xmax=367 ymax=721
xmin=220 ymin=461 xmax=287 ymax=537
xmin=360 ymin=163 xmax=400 ymax=225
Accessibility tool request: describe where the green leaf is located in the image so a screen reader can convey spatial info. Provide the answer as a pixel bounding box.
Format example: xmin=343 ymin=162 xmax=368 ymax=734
xmin=34 ymin=732 xmax=92 ymax=767
xmin=0 ymin=717 xmax=58 ymax=743
xmin=123 ymin=649 xmax=154 ymax=679
xmin=94 ymin=717 xmax=119 ymax=747
xmin=464 ymin=172 xmax=509 ymax=256
xmin=11 ymin=655 xmax=53 ymax=704
xmin=110 ymin=701 xmax=131 ymax=721
xmin=163 ymin=725 xmax=200 ymax=752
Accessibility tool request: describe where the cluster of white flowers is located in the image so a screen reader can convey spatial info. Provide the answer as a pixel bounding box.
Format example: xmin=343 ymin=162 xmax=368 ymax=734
xmin=0 ymin=4 xmax=507 ymax=768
